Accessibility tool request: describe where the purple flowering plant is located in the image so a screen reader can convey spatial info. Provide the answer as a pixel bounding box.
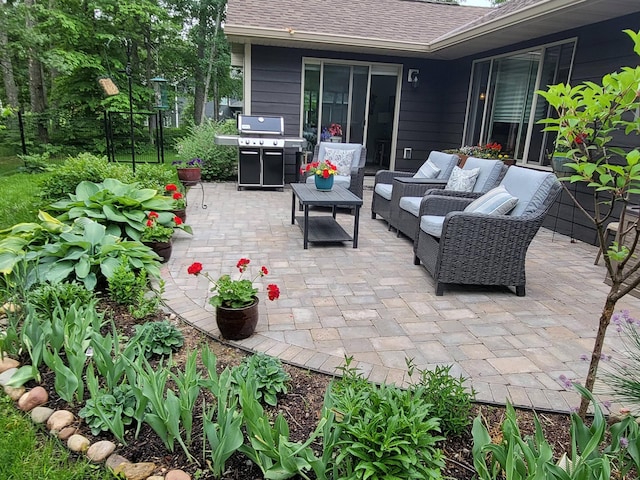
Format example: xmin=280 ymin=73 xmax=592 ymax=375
xmin=172 ymin=157 xmax=203 ymax=168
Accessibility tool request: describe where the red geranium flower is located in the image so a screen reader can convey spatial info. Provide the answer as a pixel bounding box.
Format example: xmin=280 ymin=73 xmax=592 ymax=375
xmin=267 ymin=284 xmax=280 ymax=301
xmin=187 ymin=262 xmax=203 ymax=275
xmin=148 ymin=211 xmax=159 ymax=218
xmin=146 ymin=219 xmax=154 ymax=227
xmin=261 ymin=266 xmax=268 ymax=275
xmin=174 ymin=216 xmax=183 ymax=225
xmin=165 ymin=184 xmax=178 ymax=192
xmin=173 ymin=192 xmax=183 ymax=200
xmin=237 ymin=258 xmax=250 ymax=272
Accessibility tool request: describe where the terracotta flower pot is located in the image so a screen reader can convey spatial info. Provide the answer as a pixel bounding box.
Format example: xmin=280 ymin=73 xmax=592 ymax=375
xmin=215 ymin=298 xmax=259 ymax=340
xmin=143 ymin=240 xmax=172 ymax=263
xmin=176 ymin=167 xmax=201 ymax=185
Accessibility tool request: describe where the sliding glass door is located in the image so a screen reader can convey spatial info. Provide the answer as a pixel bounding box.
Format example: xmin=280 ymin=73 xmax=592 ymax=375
xmin=463 ymin=39 xmax=576 ymax=166
xmin=301 ymin=59 xmax=400 ymax=168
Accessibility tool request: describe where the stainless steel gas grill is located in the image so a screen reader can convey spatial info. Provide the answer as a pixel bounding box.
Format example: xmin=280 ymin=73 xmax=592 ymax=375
xmin=215 ymin=115 xmax=306 ymax=190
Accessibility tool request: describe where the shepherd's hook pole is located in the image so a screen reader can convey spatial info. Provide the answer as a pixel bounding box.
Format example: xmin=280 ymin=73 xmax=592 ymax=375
xmin=125 ymin=39 xmax=136 ymax=174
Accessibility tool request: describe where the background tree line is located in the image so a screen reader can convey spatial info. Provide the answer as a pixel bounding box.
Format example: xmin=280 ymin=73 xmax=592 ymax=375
xmin=0 ymin=0 xmax=241 ymax=147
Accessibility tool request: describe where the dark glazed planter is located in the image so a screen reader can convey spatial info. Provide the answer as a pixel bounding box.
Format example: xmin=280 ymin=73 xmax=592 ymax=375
xmin=143 ymin=240 xmax=172 ymax=263
xmin=552 ymin=154 xmax=574 ymax=175
xmin=176 ymin=167 xmax=201 ymax=185
xmin=172 ymin=208 xmax=187 ymax=223
xmin=314 ymin=174 xmax=334 ymax=191
xmin=215 ymin=298 xmax=259 ymax=340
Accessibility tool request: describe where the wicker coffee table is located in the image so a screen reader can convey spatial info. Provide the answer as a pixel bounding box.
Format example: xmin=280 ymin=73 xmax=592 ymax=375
xmin=290 ymin=183 xmax=363 ymax=249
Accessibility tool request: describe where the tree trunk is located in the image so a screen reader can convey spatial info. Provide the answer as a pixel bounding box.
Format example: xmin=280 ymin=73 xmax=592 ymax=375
xmin=578 ymin=291 xmax=617 ymax=418
xmin=25 ymin=0 xmax=48 ymax=143
xmin=192 ymin=6 xmax=207 ymax=125
xmin=0 ymin=30 xmax=19 ymax=108
xmin=201 ymin=8 xmax=221 ymax=124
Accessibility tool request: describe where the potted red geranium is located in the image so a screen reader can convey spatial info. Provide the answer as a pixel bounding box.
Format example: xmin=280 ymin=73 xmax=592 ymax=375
xmin=187 ymin=259 xmax=280 ymax=340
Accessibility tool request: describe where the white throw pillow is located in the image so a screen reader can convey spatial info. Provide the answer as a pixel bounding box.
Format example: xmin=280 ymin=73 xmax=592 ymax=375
xmin=324 ymin=147 xmax=355 ymax=176
xmin=414 ymin=159 xmax=441 ymax=179
xmin=464 ymin=186 xmax=519 ymax=215
xmin=445 ymin=166 xmax=480 ymax=192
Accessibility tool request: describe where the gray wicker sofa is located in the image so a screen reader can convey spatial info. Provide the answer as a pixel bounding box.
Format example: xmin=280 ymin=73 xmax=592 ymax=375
xmin=371 ymin=151 xmax=458 ymax=223
xmin=413 ymin=166 xmax=561 ymax=296
xmin=392 ymin=157 xmax=507 ymax=243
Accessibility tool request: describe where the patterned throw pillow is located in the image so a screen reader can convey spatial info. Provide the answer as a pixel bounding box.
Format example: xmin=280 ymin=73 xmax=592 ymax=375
xmin=414 ymin=159 xmax=441 ymax=179
xmin=324 ymin=147 xmax=355 ymax=176
xmin=445 ymin=166 xmax=480 ymax=192
xmin=464 ymin=185 xmax=519 ymax=215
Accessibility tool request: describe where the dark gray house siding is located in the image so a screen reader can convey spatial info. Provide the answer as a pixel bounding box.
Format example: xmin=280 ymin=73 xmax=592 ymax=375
xmin=248 ymin=12 xmax=638 ymax=244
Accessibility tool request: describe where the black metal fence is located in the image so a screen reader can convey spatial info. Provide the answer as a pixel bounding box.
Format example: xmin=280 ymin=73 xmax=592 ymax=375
xmin=0 ymin=109 xmax=174 ymax=164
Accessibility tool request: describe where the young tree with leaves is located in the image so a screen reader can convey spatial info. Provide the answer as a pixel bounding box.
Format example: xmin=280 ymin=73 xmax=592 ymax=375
xmin=538 ymin=29 xmax=640 ymax=418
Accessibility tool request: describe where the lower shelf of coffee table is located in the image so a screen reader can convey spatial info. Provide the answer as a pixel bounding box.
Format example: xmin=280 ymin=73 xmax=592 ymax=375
xmin=295 ymin=215 xmax=353 ymax=243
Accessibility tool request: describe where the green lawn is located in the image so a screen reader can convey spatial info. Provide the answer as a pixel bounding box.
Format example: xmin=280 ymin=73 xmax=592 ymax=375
xmin=0 ymin=171 xmax=46 ymax=229
xmin=0 ymin=396 xmax=115 ymax=479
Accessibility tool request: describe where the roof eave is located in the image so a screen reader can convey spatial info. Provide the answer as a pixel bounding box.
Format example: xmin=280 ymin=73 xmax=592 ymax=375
xmin=224 ymin=25 xmax=431 ymax=56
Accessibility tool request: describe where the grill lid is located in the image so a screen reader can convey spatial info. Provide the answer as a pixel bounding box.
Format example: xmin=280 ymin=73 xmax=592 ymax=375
xmin=237 ymin=115 xmax=284 ymax=136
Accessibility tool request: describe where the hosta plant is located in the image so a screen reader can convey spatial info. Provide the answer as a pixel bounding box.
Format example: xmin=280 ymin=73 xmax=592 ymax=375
xmin=132 ymin=320 xmax=184 ymax=358
xmin=232 ymin=353 xmax=290 ymax=406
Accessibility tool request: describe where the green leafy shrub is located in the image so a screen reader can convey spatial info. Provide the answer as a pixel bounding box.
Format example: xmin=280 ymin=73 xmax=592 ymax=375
xmin=108 ymin=260 xmax=148 ymax=306
xmin=232 ymin=353 xmax=290 ymax=406
xmin=473 ymin=384 xmax=640 ymax=480
xmin=38 ymin=152 xmax=177 ymax=202
xmin=38 ymin=153 xmax=133 ymax=201
xmin=26 ymin=281 xmax=95 ymax=318
xmin=79 ymin=382 xmax=137 ymax=441
xmin=413 ymin=362 xmax=475 ymax=436
xmin=132 ymin=320 xmax=184 ymax=358
xmin=327 ymin=357 xmax=446 ymax=479
xmin=174 ymin=119 xmax=237 ymax=181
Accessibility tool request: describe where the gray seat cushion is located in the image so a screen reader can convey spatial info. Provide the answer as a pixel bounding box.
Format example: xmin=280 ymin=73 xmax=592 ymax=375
xmin=374 ymin=182 xmax=393 ymax=200
xmin=500 ymin=166 xmax=558 ymax=216
xmin=462 ymin=157 xmax=504 ymax=193
xmin=317 ymin=142 xmax=363 ymax=171
xmin=399 ymin=196 xmax=422 ymax=217
xmin=420 ymin=215 xmax=445 ymax=238
xmin=425 ymin=151 xmax=458 ymax=180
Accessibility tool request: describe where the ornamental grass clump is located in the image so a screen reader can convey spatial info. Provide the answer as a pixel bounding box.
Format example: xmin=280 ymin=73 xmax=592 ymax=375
xmin=187 ymin=258 xmax=280 ymax=308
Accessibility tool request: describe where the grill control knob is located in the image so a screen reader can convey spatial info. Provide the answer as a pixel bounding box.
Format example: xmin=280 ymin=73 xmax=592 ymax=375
xmin=245 ymin=139 xmax=250 ymax=145
xmin=259 ymin=139 xmax=264 ymax=145
xmin=273 ymin=140 xmax=278 ymax=146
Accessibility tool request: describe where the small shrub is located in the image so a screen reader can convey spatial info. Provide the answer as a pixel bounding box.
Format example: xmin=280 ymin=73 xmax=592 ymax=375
xmin=108 ymin=261 xmax=148 ymax=306
xmin=132 ymin=320 xmax=184 ymax=358
xmin=328 ymin=357 xmax=446 ymax=479
xmin=232 ymin=353 xmax=290 ymax=406
xmin=129 ymin=280 xmax=164 ymax=320
xmin=27 ymin=281 xmax=95 ymax=319
xmin=413 ymin=362 xmax=475 ymax=436
xmin=174 ymin=119 xmax=238 ymax=181
xmin=78 ymin=383 xmax=137 ymax=441
xmin=17 ymin=152 xmax=52 ymax=173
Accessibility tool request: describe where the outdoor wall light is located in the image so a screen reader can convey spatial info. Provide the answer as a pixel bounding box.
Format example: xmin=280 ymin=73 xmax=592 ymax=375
xmin=479 ymin=92 xmax=486 ymax=101
xmin=408 ymin=69 xmax=419 ymax=89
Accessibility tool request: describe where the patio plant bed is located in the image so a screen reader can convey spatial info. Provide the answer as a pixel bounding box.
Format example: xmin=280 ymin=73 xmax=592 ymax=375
xmin=13 ymin=297 xmax=572 ymax=480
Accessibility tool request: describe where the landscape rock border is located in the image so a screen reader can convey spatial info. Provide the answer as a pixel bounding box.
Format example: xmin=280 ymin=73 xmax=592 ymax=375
xmin=0 ymin=357 xmax=190 ymax=480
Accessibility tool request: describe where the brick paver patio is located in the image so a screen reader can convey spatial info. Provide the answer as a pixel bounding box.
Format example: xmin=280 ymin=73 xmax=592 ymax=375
xmin=161 ymin=181 xmax=640 ymax=413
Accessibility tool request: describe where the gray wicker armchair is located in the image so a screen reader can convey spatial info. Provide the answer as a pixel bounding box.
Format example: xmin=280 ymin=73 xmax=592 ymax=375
xmin=413 ymin=166 xmax=561 ymax=296
xmin=392 ymin=157 xmax=507 ymax=243
xmin=371 ymin=151 xmax=458 ymax=223
xmin=304 ymin=142 xmax=367 ymax=200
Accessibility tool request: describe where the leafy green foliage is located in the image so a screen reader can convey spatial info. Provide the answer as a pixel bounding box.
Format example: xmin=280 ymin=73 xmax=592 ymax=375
xmin=473 ymin=384 xmax=640 ymax=480
xmin=0 ymin=212 xmax=162 ymax=291
xmin=27 ymin=281 xmax=95 ymax=318
xmin=200 ymin=348 xmax=245 ymax=479
xmin=232 ymin=353 xmax=290 ymax=406
xmin=412 ymin=362 xmax=475 ymax=436
xmin=47 ymin=178 xmax=191 ymax=242
xmin=237 ymin=374 xmax=327 ymax=480
xmin=132 ymin=320 xmax=184 ymax=358
xmin=327 ymin=357 xmax=446 ymax=479
xmin=175 ymin=119 xmax=238 ymax=181
xmin=537 ymin=28 xmax=640 ymax=416
xmin=108 ymin=260 xmax=149 ymax=306
xmin=79 ymin=377 xmax=137 ymax=442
